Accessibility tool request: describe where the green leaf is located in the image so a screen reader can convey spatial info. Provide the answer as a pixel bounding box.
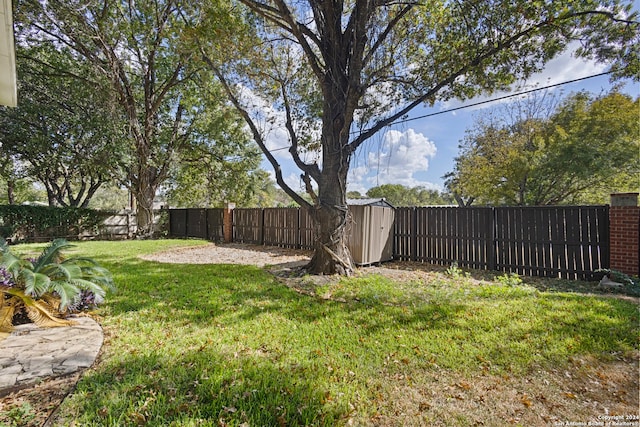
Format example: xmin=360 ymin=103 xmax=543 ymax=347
xmin=34 ymin=239 xmax=75 ymax=271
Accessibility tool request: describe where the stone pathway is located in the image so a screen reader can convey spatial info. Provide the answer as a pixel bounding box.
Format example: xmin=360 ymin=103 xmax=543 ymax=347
xmin=0 ymin=316 xmax=103 ymax=396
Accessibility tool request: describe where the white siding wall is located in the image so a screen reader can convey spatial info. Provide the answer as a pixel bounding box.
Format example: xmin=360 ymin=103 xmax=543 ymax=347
xmin=0 ymin=0 xmax=16 ymax=107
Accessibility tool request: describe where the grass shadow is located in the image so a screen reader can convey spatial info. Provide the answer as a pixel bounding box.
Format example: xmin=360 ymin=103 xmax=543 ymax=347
xmin=57 ymin=350 xmax=342 ymax=426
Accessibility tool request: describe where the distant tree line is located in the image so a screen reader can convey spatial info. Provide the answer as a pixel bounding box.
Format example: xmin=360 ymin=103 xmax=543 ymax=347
xmin=348 ymin=185 xmax=454 ymax=207
xmin=444 ymin=90 xmax=639 ymax=206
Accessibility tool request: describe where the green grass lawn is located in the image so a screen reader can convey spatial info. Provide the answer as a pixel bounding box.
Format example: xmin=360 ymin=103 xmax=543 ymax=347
xmin=20 ymin=240 xmax=637 ymax=426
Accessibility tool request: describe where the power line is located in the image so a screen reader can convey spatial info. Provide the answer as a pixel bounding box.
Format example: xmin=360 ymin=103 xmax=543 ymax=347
xmin=389 ymin=71 xmax=613 ymax=126
xmin=270 ymin=145 xmax=290 ymax=152
xmin=268 ymin=71 xmax=613 ymax=152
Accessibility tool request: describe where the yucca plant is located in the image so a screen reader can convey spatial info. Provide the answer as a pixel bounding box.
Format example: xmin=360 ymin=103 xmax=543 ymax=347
xmin=0 ymin=238 xmax=114 ymax=337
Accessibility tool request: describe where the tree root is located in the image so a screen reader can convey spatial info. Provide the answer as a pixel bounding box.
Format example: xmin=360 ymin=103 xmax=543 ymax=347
xmin=320 ymin=244 xmax=353 ymax=276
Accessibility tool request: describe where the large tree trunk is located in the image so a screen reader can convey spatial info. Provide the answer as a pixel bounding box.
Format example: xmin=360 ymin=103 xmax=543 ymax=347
xmin=132 ymin=168 xmax=158 ymax=238
xmin=44 ymin=184 xmax=58 ymax=207
xmin=306 ymin=78 xmax=355 ymax=275
xmin=306 ymin=165 xmax=354 ymax=275
xmin=6 ymin=179 xmax=14 ymax=205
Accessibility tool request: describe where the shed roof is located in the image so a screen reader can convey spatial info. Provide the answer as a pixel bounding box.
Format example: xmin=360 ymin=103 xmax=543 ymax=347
xmin=347 ymin=198 xmax=395 ymax=208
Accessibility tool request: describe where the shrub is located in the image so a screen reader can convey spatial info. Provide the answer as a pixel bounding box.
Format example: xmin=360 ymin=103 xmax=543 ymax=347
xmin=595 ymin=268 xmax=637 ymax=287
xmin=445 ymin=261 xmax=469 ymax=279
xmin=495 ymin=272 xmax=524 ymax=287
xmin=0 ymin=205 xmax=108 ymax=242
xmin=0 ymin=238 xmax=114 ymax=334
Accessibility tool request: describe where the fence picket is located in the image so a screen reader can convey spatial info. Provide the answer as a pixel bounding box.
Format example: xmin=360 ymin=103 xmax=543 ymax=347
xmin=264 ymin=208 xmax=299 ymax=248
xmin=233 ymin=208 xmax=263 ymax=244
xmin=206 ymin=209 xmax=224 ymax=242
xmin=169 ymin=209 xmax=187 ymax=237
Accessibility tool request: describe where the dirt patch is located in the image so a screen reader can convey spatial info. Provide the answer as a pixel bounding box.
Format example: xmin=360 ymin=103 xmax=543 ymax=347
xmin=0 ymin=374 xmax=80 ymax=427
xmin=140 ymin=244 xmax=639 ymax=300
xmin=269 ymin=260 xmax=640 ymax=304
xmin=139 ymin=242 xmax=312 ymax=267
xmin=367 ymin=354 xmax=639 ymax=426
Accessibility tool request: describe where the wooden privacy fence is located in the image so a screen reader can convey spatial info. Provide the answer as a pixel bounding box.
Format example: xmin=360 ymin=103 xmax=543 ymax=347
xmin=168 ymin=207 xmax=315 ymax=249
xmin=168 ymin=205 xmax=610 ymax=279
xmin=394 ymin=206 xmax=609 ymax=279
xmin=168 ymin=208 xmax=225 ymax=242
xmin=233 ymin=208 xmax=315 ymax=249
xmin=394 ymin=206 xmax=494 ymax=271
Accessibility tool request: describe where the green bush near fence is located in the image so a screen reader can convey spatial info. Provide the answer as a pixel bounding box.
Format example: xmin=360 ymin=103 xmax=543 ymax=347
xmin=0 ymin=205 xmax=109 ymax=242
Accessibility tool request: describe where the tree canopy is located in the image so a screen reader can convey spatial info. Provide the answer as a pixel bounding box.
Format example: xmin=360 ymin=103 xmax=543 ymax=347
xmin=365 ymin=184 xmax=453 ymax=207
xmin=17 ymin=0 xmax=259 ymax=232
xmin=163 ymin=100 xmax=264 ymax=208
xmin=446 ymin=90 xmax=640 ymax=206
xmin=0 ymin=43 xmax=126 ymax=207
xmin=198 ymin=0 xmax=638 ymax=274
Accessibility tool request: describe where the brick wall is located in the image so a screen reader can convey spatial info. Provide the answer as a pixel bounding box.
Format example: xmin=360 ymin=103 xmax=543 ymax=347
xmin=223 ymin=203 xmax=235 ymax=243
xmin=609 ymin=193 xmax=639 ymax=277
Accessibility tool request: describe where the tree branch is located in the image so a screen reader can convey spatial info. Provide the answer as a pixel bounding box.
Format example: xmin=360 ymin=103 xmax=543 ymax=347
xmin=362 ymin=3 xmax=414 ymax=66
xmin=302 ymin=171 xmax=319 ymax=205
xmin=348 ymin=9 xmax=620 ymax=154
xmin=201 ymin=53 xmax=312 ymax=210
xmin=240 ymin=0 xmax=325 ymax=80
xmin=278 ymin=78 xmax=321 ymax=181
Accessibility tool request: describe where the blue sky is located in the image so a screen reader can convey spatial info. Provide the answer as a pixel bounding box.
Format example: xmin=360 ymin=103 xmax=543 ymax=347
xmin=262 ymin=44 xmax=639 ymax=196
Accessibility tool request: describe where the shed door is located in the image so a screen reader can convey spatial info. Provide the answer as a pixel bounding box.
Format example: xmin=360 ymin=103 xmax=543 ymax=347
xmin=373 ymin=207 xmax=394 ymax=263
xmin=348 ymin=205 xmax=395 ymax=265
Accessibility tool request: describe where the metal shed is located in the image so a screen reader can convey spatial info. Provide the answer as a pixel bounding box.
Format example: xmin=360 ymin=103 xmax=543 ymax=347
xmin=347 ymin=198 xmax=395 ymax=265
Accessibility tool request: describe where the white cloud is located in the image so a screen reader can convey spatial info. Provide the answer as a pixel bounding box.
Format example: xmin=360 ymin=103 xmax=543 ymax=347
xmin=236 ymin=85 xmax=322 ymax=165
xmin=282 ymin=172 xmax=306 ymax=193
xmin=525 ymin=46 xmax=607 ymax=87
xmin=266 ymin=169 xmax=277 ymax=182
xmin=346 ymin=165 xmax=370 ymax=194
xmin=348 ymin=128 xmax=437 ymax=189
xmin=235 ymin=86 xmax=290 ymax=157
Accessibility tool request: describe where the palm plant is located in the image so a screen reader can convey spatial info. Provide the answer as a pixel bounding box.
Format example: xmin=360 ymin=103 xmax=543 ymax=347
xmin=0 ymin=238 xmax=114 ymax=336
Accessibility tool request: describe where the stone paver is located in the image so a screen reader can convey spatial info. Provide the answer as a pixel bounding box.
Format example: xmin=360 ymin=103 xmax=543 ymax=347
xmin=0 ymin=316 xmax=103 ymax=395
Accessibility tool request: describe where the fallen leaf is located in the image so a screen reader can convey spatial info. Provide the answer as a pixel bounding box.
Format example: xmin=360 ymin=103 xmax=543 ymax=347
xmin=520 ymin=393 xmax=533 ymax=408
xmin=476 ymin=355 xmax=489 ymax=364
xmin=419 ymin=402 xmax=431 ymax=411
xmin=130 ymin=412 xmax=146 ymax=425
xmin=457 ymin=381 xmax=472 ymax=391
